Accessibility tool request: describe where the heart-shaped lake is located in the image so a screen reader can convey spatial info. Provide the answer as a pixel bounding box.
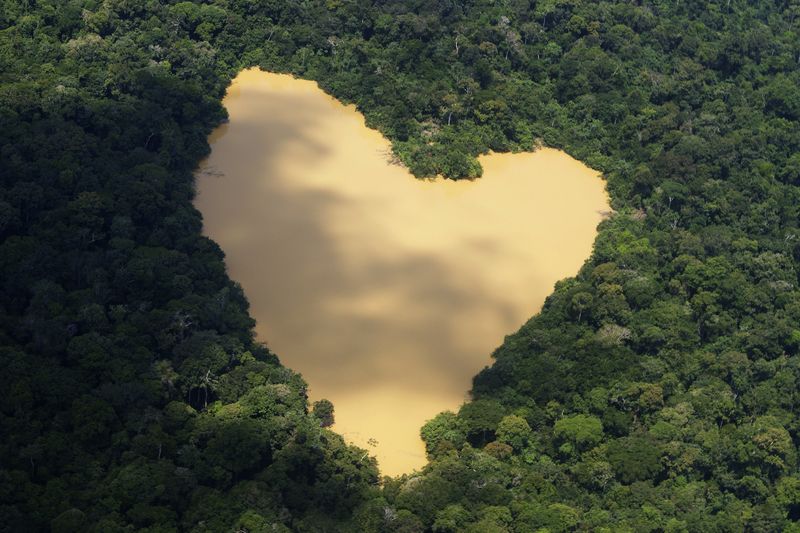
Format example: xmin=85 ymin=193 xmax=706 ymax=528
xmin=195 ymin=68 xmax=609 ymax=476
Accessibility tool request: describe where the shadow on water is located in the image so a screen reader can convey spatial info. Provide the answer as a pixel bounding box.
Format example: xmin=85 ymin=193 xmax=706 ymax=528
xmin=195 ymin=69 xmax=608 ymax=475
xmin=197 ymin=73 xmax=520 ymax=394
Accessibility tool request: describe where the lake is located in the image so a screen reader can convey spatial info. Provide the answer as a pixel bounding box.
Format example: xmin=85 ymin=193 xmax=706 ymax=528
xmin=194 ymin=68 xmax=609 ymax=476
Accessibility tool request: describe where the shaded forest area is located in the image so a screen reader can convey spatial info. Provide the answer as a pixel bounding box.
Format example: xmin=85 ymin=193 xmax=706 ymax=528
xmin=3 ymin=0 xmax=800 ymax=531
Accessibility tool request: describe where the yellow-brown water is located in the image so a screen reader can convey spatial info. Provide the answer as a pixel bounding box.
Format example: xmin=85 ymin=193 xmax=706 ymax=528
xmin=194 ymin=68 xmax=609 ymax=476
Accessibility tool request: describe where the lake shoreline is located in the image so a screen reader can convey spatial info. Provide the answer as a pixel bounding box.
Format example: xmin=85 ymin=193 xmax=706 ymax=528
xmin=194 ymin=68 xmax=609 ymax=476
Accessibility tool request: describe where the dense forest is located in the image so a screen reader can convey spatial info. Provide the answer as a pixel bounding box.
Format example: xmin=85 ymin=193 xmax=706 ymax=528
xmin=3 ymin=0 xmax=800 ymax=531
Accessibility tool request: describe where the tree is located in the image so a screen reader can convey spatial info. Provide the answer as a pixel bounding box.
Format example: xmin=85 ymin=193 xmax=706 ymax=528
xmin=421 ymin=411 xmax=467 ymax=458
xmin=459 ymin=399 xmax=505 ymax=446
xmin=570 ymin=292 xmax=593 ymax=323
xmin=554 ymin=414 xmax=604 ymax=452
xmin=312 ymin=399 xmax=335 ymax=428
xmin=496 ymin=415 xmax=532 ymax=452
xmin=606 ymin=436 xmax=663 ymax=484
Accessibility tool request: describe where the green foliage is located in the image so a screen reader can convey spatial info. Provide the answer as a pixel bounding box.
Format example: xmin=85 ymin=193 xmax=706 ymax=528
xmin=496 ymin=414 xmax=532 ymax=451
xmin=606 ymin=436 xmax=663 ymax=484
xmin=459 ymin=399 xmax=505 ymax=445
xmin=4 ymin=0 xmax=800 ymax=530
xmin=312 ymin=399 xmax=335 ymax=428
xmin=420 ymin=411 xmax=466 ymax=458
xmin=554 ymin=414 xmax=604 ymax=452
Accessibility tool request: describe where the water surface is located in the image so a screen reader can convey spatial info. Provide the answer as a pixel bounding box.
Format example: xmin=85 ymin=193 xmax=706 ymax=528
xmin=195 ymin=68 xmax=609 ymax=476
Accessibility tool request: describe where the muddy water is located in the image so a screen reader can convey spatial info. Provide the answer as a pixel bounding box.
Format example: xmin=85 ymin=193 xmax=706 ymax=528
xmin=194 ymin=68 xmax=609 ymax=476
